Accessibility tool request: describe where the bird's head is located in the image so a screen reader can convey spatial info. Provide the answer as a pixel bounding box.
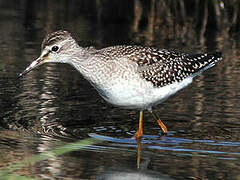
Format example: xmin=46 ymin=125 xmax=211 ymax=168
xmin=19 ymin=30 xmax=78 ymax=77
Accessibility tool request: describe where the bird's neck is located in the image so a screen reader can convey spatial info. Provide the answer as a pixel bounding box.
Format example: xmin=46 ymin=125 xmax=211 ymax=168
xmin=68 ymin=46 xmax=100 ymax=83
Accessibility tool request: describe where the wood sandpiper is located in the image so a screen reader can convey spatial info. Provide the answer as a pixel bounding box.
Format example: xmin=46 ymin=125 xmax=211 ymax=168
xmin=19 ymin=30 xmax=222 ymax=139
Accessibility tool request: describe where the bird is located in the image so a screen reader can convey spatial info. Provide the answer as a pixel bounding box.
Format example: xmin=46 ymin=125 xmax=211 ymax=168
xmin=19 ymin=30 xmax=222 ymax=139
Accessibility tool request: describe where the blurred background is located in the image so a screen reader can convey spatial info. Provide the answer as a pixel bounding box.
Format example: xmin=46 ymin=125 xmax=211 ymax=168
xmin=1 ymin=0 xmax=240 ymax=179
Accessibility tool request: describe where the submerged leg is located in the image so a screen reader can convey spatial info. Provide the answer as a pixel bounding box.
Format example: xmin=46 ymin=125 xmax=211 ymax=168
xmin=150 ymin=110 xmax=168 ymax=134
xmin=135 ymin=111 xmax=143 ymax=139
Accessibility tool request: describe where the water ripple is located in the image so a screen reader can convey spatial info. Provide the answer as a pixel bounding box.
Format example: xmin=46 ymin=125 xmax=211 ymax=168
xmin=88 ymin=133 xmax=240 ymax=159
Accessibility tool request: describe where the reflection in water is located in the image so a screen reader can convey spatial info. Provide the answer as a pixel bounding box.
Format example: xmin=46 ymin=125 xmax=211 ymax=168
xmin=1 ymin=0 xmax=240 ymax=179
xmin=97 ymin=168 xmax=174 ymax=180
xmin=137 ymin=139 xmax=142 ymax=169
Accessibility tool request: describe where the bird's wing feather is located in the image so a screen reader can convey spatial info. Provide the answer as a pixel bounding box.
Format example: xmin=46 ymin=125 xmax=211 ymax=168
xmin=135 ymin=50 xmax=222 ymax=87
xmin=96 ymin=45 xmax=222 ymax=87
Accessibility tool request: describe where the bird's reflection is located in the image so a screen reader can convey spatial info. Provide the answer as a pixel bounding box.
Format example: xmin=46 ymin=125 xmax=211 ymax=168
xmin=137 ymin=138 xmax=142 ymax=169
xmin=97 ymin=137 xmax=174 ymax=180
xmin=89 ymin=133 xmax=151 ymax=169
xmin=94 ymin=135 xmax=174 ymax=179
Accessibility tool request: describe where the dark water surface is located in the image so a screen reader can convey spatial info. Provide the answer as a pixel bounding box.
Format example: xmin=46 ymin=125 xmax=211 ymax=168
xmin=1 ymin=1 xmax=240 ymax=179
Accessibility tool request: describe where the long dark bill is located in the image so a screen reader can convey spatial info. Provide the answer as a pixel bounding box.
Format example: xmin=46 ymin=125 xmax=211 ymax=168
xmin=18 ymin=58 xmax=44 ymax=78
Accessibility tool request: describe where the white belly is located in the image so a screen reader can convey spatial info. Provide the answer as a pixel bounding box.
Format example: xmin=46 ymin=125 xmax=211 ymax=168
xmin=94 ymin=74 xmax=193 ymax=110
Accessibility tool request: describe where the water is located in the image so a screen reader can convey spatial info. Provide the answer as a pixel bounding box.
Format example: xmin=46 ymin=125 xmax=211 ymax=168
xmin=1 ymin=1 xmax=240 ymax=179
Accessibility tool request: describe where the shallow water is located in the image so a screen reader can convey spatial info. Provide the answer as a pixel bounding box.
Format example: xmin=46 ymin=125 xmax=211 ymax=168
xmin=1 ymin=1 xmax=240 ymax=179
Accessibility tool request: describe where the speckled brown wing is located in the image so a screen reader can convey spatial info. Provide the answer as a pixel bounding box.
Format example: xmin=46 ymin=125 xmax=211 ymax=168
xmin=127 ymin=47 xmax=222 ymax=87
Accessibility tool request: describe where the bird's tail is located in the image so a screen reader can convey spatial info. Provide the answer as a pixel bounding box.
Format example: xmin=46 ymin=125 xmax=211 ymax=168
xmin=185 ymin=51 xmax=222 ymax=78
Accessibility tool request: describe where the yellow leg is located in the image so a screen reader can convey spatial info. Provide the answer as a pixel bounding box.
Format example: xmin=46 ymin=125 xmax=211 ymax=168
xmin=151 ymin=111 xmax=168 ymax=134
xmin=135 ymin=111 xmax=143 ymax=139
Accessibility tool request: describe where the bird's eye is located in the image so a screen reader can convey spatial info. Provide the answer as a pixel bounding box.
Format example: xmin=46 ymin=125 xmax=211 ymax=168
xmin=51 ymin=46 xmax=59 ymax=52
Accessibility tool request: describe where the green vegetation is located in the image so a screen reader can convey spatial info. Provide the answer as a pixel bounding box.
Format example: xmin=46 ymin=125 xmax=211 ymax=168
xmin=0 ymin=138 xmax=99 ymax=179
